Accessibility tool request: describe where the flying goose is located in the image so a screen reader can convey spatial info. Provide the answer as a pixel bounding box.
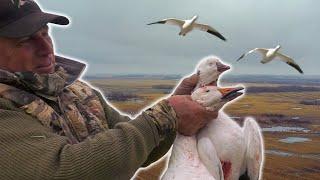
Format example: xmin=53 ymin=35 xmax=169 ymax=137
xmin=236 ymin=45 xmax=303 ymax=74
xmin=147 ymin=15 xmax=227 ymax=41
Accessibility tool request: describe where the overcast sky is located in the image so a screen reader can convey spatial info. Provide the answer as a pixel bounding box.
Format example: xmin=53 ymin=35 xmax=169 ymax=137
xmin=39 ymin=0 xmax=319 ymax=76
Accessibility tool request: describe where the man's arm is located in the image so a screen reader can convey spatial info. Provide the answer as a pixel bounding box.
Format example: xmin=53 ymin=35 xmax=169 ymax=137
xmin=93 ymin=90 xmax=131 ymax=128
xmin=0 ymin=97 xmax=174 ymax=180
xmin=94 ymin=90 xmax=176 ymax=167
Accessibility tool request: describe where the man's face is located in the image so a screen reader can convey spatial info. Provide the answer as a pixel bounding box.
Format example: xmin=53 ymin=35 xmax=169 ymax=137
xmin=0 ymin=25 xmax=55 ymax=74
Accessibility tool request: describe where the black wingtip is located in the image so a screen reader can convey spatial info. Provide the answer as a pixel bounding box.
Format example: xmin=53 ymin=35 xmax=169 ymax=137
xmin=147 ymin=20 xmax=166 ymax=25
xmin=207 ymin=30 xmax=227 ymax=41
xmin=236 ymin=54 xmax=245 ymax=61
xmin=287 ymin=62 xmax=304 ymax=74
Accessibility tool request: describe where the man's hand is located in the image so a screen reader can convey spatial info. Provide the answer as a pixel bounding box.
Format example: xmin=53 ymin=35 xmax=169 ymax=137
xmin=173 ymin=74 xmax=198 ymax=95
xmin=168 ymin=95 xmax=218 ymax=136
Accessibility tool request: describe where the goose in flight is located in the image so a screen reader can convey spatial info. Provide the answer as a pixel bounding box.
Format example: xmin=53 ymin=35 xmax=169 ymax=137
xmin=147 ymin=15 xmax=227 ymax=41
xmin=236 ymin=45 xmax=303 ymax=74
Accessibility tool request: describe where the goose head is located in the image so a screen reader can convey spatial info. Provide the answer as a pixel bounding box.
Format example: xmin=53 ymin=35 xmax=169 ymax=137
xmin=196 ymin=56 xmax=230 ymax=88
xmin=192 ymin=15 xmax=198 ymax=21
xmin=275 ymin=44 xmax=281 ymax=50
xmin=191 ymin=86 xmax=244 ymax=111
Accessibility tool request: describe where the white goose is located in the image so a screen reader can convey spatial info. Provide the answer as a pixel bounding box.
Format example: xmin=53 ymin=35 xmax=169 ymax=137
xmin=147 ymin=15 xmax=227 ymax=41
xmin=194 ymin=86 xmax=264 ymax=180
xmin=161 ymin=56 xmax=230 ymax=180
xmin=236 ymin=45 xmax=303 ymax=74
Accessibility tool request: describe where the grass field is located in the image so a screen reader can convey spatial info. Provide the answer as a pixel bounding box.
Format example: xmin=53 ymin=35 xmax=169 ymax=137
xmin=89 ymin=78 xmax=320 ymax=180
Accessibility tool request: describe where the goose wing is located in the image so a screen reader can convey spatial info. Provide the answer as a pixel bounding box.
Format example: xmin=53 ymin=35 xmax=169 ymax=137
xmin=243 ymin=118 xmax=264 ymax=180
xmin=276 ymin=52 xmax=304 ymax=74
xmin=236 ymin=48 xmax=268 ymax=61
xmin=147 ymin=18 xmax=184 ymax=27
xmin=197 ymin=137 xmax=224 ymax=180
xmin=193 ymin=23 xmax=226 ymax=41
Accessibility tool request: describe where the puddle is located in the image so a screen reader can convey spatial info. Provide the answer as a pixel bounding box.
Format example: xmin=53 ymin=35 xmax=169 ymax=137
xmin=266 ymin=150 xmax=293 ymax=157
xmin=230 ymin=116 xmax=242 ymax=120
xmin=292 ymin=107 xmax=302 ymax=110
xmin=262 ymin=126 xmax=310 ymax=133
xmin=279 ymin=137 xmax=311 ymax=144
xmin=127 ymin=98 xmax=144 ymax=104
xmin=265 ymin=150 xmax=320 ymax=160
xmin=291 ymin=117 xmax=300 ymax=120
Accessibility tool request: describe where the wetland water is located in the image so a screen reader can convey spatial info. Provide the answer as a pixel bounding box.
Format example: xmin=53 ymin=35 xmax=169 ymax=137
xmin=265 ymin=150 xmax=320 ymax=160
xmin=279 ymin=137 xmax=311 ymax=144
xmin=262 ymin=126 xmax=311 ymax=133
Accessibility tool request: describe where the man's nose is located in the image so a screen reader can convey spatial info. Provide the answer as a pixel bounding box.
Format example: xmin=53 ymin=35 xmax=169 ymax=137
xmin=35 ymin=36 xmax=53 ymax=56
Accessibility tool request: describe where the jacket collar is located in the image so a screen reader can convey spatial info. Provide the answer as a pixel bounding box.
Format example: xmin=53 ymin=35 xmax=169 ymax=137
xmin=0 ymin=56 xmax=86 ymax=100
xmin=55 ymin=56 xmax=86 ymax=86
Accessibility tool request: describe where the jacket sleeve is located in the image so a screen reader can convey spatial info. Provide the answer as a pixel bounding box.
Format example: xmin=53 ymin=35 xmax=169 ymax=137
xmin=94 ymin=90 xmax=177 ymax=167
xmin=93 ymin=90 xmax=131 ymax=128
xmin=0 ymin=97 xmax=175 ymax=180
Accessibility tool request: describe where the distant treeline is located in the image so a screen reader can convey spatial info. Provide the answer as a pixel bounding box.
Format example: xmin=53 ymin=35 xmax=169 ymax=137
xmin=86 ymin=74 xmax=320 ymax=86
xmin=104 ymin=91 xmax=139 ymax=101
xmin=151 ymin=85 xmax=174 ymax=89
xmin=246 ymin=86 xmax=320 ymax=93
xmin=221 ymin=75 xmax=320 ymax=86
xmin=150 ymin=84 xmax=320 ymax=93
xmin=300 ymin=100 xmax=320 ymax=105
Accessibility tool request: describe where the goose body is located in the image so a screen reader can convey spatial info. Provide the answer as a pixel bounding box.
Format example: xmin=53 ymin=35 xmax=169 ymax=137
xmin=161 ymin=134 xmax=221 ymax=180
xmin=197 ymin=112 xmax=246 ymax=180
xmin=193 ymin=86 xmax=264 ymax=180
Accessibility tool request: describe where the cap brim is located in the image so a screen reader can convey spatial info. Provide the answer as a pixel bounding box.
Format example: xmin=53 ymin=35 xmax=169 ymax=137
xmin=0 ymin=11 xmax=69 ymax=38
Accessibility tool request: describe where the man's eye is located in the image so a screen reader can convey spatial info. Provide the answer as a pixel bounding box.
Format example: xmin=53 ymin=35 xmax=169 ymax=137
xmin=16 ymin=38 xmax=31 ymax=46
xmin=206 ymin=90 xmax=210 ymax=92
xmin=42 ymin=31 xmax=49 ymax=37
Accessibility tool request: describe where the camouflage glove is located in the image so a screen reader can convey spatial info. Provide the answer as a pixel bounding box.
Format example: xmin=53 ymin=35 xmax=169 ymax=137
xmin=144 ymin=100 xmax=178 ymax=141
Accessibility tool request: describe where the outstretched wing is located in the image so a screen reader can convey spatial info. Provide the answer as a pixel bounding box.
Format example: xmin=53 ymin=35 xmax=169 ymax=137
xmin=193 ymin=23 xmax=226 ymax=41
xmin=276 ymin=52 xmax=304 ymax=74
xmin=197 ymin=137 xmax=224 ymax=180
xmin=242 ymin=118 xmax=264 ymax=180
xmin=236 ymin=48 xmax=268 ymax=61
xmin=147 ymin=18 xmax=184 ymax=27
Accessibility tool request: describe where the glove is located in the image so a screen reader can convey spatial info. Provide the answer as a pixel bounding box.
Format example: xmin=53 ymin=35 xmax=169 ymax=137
xmin=168 ymin=95 xmax=218 ymax=136
xmin=172 ymin=74 xmax=198 ymax=95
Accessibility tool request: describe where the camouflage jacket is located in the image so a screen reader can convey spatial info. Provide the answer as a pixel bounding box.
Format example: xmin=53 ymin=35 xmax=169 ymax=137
xmin=0 ymin=56 xmax=177 ymax=180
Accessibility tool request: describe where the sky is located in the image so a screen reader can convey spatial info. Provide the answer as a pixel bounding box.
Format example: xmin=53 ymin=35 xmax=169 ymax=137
xmin=38 ymin=0 xmax=319 ymax=76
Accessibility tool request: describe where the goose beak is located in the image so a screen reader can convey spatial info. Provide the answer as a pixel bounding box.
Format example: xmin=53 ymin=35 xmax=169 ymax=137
xmin=217 ymin=62 xmax=230 ymax=73
xmin=218 ymin=87 xmax=244 ymax=101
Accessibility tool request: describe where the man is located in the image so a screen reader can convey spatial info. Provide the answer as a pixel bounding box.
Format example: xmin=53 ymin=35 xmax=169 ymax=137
xmin=0 ymin=0 xmax=219 ymax=179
